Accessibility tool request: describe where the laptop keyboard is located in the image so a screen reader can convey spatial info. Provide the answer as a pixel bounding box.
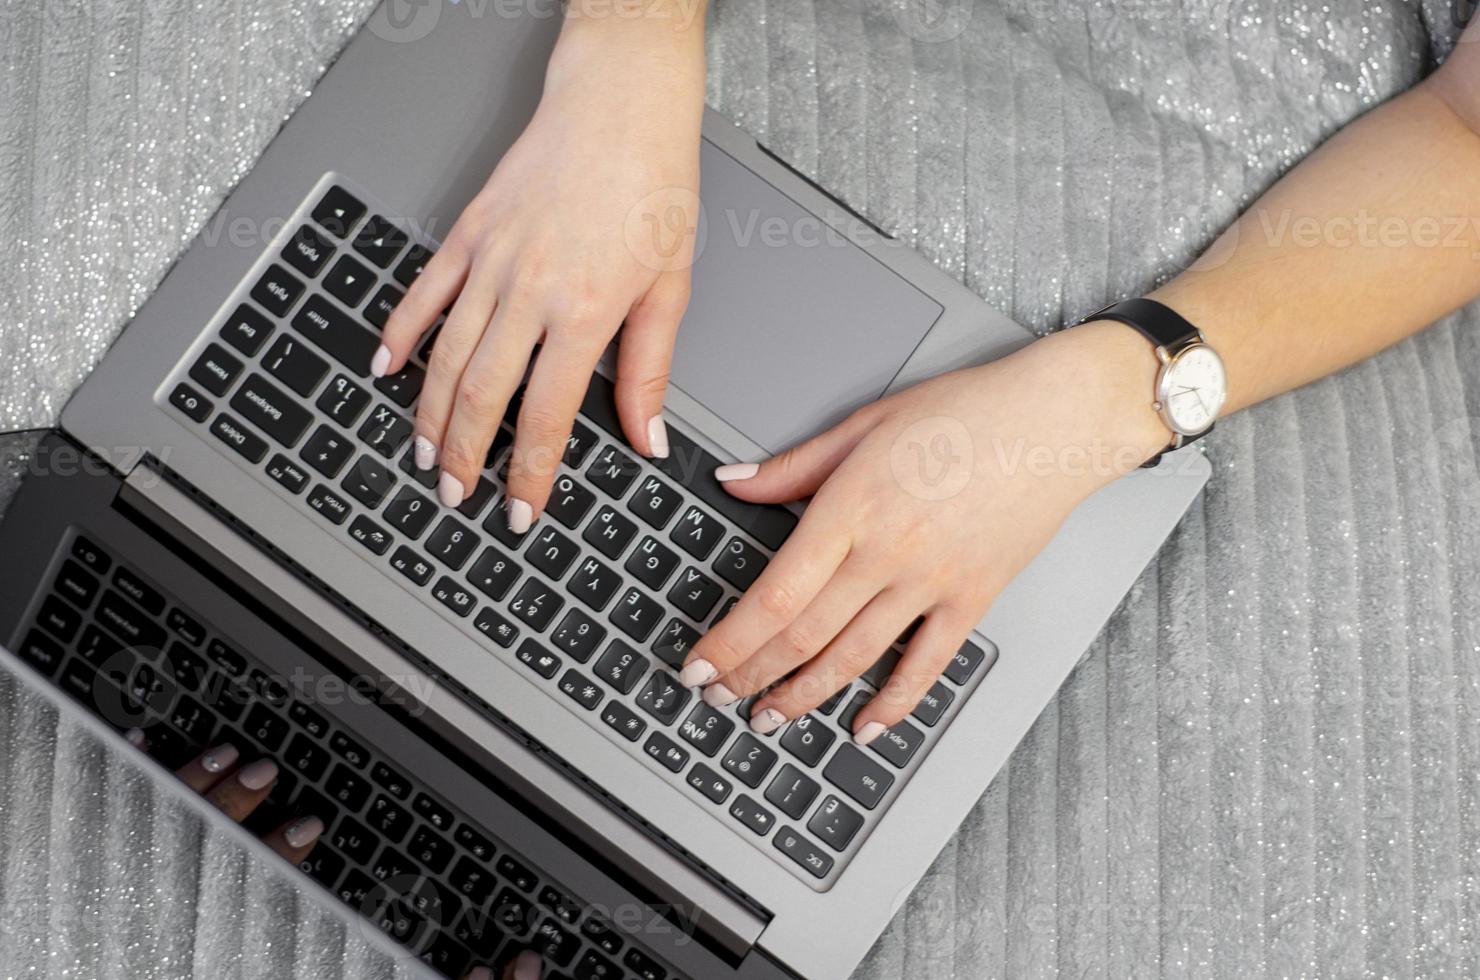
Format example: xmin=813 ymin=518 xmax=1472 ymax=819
xmin=155 ymin=173 xmax=1000 ymax=886
xmin=16 ymin=531 xmax=685 ymax=980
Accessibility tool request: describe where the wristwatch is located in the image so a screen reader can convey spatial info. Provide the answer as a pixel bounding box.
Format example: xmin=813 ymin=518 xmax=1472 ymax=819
xmin=1080 ymin=297 xmax=1227 ymax=466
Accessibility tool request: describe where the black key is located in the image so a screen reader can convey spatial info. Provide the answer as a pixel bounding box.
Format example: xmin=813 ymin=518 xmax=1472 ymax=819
xmin=868 ymin=719 xmax=925 ymax=769
xmin=822 ymin=744 xmax=894 ymax=810
xmin=817 ymin=685 xmax=849 ymax=716
xmin=323 ymin=253 xmax=374 ymax=307
xmin=574 ymin=948 xmax=622 ymax=980
xmin=71 ymin=537 xmax=111 ymax=576
xmin=400 ymin=445 xmax=438 ymax=489
xmin=780 ymin=714 xmax=835 ymax=767
xmin=418 ymin=933 xmax=472 ymax=976
xmin=408 ymin=825 xmax=454 ymax=873
xmin=412 ymin=792 xmax=454 ymax=832
xmin=562 ymin=420 xmax=597 ymax=468
xmin=592 ymin=640 xmax=648 ymax=694
xmin=427 ymin=516 xmax=478 ymax=570
xmin=206 ymin=638 xmax=246 ymax=676
xmin=163 ymin=608 xmax=203 ymax=646
xmin=251 ymin=264 xmax=304 ymax=317
xmin=353 ymin=214 xmax=408 ymax=267
xmin=390 ymin=546 xmax=435 ymax=586
xmin=454 ymin=823 xmax=496 ymax=863
xmin=312 ymin=185 xmax=366 ymax=238
xmin=229 ymin=373 xmax=313 ymax=447
xmin=111 ymin=567 xmax=164 ymax=615
xmin=526 ymin=527 xmax=578 ymax=580
xmin=365 ymin=793 xmax=413 ymax=843
xmin=600 ymin=699 xmax=647 ymax=742
xmin=36 ymin=596 xmax=81 ymax=643
xmin=316 ymin=374 xmax=371 ymax=426
xmin=580 ymin=917 xmax=623 ymax=958
xmin=467 ymin=546 xmax=521 ymax=601
xmin=367 ymin=845 xmax=417 ymax=884
xmin=722 ymin=734 xmax=778 ymax=789
xmin=531 ymin=917 xmax=581 ymax=968
xmin=363 ymin=283 xmax=403 ymax=329
xmin=306 ymin=483 xmax=352 ymax=525
xmin=713 ymin=537 xmax=766 ymax=591
xmin=643 ymin=732 xmax=689 ymax=773
xmin=191 ymin=344 xmax=243 ymax=396
xmin=625 ymin=536 xmax=679 ymax=590
xmin=728 ymin=794 xmax=776 ymax=836
xmin=773 ymin=826 xmax=834 ymax=878
xmin=300 ymin=425 xmax=354 ymax=477
xmin=452 ymin=906 xmax=506 ymax=958
xmin=669 ymin=506 xmax=725 ymax=561
xmin=765 ymin=764 xmax=820 ymax=819
xmin=473 ymin=606 xmax=520 ymax=648
xmin=912 ymin=681 xmax=955 ymax=727
xmin=483 ymin=496 xmax=531 ymax=550
xmin=357 ymin=403 xmax=413 ymax=458
xmin=329 ymin=730 xmax=370 ymax=768
xmin=287 ymin=701 xmax=330 ymax=739
xmin=456 ymin=477 xmax=497 ymax=520
xmin=626 ymin=475 xmax=682 ymax=529
xmin=650 ymin=618 xmax=701 ymax=671
xmin=164 ymin=643 xmax=210 ymax=695
xmin=586 ymin=445 xmax=640 ymax=498
xmin=299 ymin=846 xmax=346 ymax=889
xmin=838 ymin=689 xmax=873 ymax=733
xmin=448 ymin=853 xmax=498 ymax=905
xmin=95 ymin=590 xmax=167 ymax=653
xmin=667 ymin=566 xmax=721 ymax=622
xmin=686 ymin=763 xmax=733 ymax=804
xmin=374 ymin=363 xmax=424 ymax=408
xmin=265 ymin=453 xmax=310 ymax=494
xmin=76 ymin=625 xmax=122 ymax=666
xmin=281 ymin=222 xmax=335 ymax=277
xmin=514 ymin=638 xmax=561 ymax=679
xmin=384 ymin=485 xmax=437 ymax=538
xmin=568 ymin=556 xmax=622 ymax=611
xmin=634 ymin=671 xmax=689 ymax=725
xmin=323 ymin=765 xmax=371 ymax=813
xmin=608 ymin=587 xmax=663 ymax=642
xmin=497 ymin=853 xmax=540 ymax=893
xmin=212 ymin=678 xmax=252 ymax=721
xmin=169 ymin=382 xmax=213 ymax=423
xmin=483 ymin=424 xmax=515 ymax=471
xmin=336 ymin=868 xmax=376 ymax=909
xmin=557 ymin=669 xmax=603 ymax=710
xmin=17 ymin=630 xmax=64 ymax=676
xmin=416 ymin=324 xmax=442 ymax=364
xmin=678 ymin=701 xmax=735 ymax=758
xmin=258 ymin=338 xmax=329 ymax=403
xmin=545 ymin=474 xmax=595 ymax=529
xmin=330 ymin=816 xmax=380 ymax=865
xmin=243 ymin=704 xmax=288 ymax=751
xmin=581 ymin=506 xmax=636 ymax=560
xmin=944 ymin=639 xmax=997 ymax=685
xmin=432 ymin=576 xmax=477 ymax=617
xmin=292 ymin=294 xmax=378 ymax=375
xmin=808 ymin=794 xmax=865 ymax=851
xmin=509 ymin=578 xmax=562 ymax=631
xmin=371 ymin=761 xmax=413 ymax=800
xmin=341 ymin=455 xmax=396 ymax=507
xmin=284 ymin=732 xmax=330 ymax=780
xmin=393 ymin=244 xmax=432 ymax=287
xmin=219 ymin=303 xmax=275 ymax=356
xmin=549 ymin=609 xmax=605 ymax=662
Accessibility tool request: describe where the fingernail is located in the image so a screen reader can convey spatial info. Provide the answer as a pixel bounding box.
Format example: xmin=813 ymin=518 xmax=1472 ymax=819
xmin=200 ymin=744 xmax=240 ymax=774
xmin=370 ymin=344 xmax=391 ymax=378
xmin=646 ymin=415 xmax=670 ymax=459
xmin=702 ymin=683 xmax=738 ymax=707
xmin=750 ymin=708 xmax=786 ymax=735
xmin=236 ymin=758 xmax=278 ymax=791
xmin=513 ymin=949 xmax=542 ymax=980
xmin=438 ymin=471 xmax=465 ymax=508
xmin=283 ymin=815 xmax=325 ymax=849
xmin=465 ymin=968 xmax=492 ymax=980
xmin=123 ymin=728 xmax=147 ymax=748
xmin=506 ymin=497 xmax=533 ymax=535
xmin=715 ymin=462 xmax=759 ymax=482
xmin=414 ymin=435 xmax=438 ymax=470
xmin=854 ymin=721 xmax=888 ymax=747
xmin=679 ymin=659 xmax=717 ymax=687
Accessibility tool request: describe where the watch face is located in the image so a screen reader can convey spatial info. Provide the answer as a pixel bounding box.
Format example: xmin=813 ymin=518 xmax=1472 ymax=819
xmin=1159 ymin=344 xmax=1227 ymax=435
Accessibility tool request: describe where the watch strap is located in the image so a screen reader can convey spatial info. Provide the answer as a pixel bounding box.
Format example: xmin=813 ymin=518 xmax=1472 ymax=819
xmin=1080 ymin=297 xmax=1201 ymax=351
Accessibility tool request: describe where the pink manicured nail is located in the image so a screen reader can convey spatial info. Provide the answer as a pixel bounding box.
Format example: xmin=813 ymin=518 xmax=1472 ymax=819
xmin=513 ymin=949 xmax=542 ymax=980
xmin=413 ymin=436 xmax=438 ymax=470
xmin=283 ymin=816 xmax=324 ymax=849
xmin=702 ymin=683 xmax=738 ymax=707
xmin=853 ymin=721 xmax=888 ymax=747
xmin=123 ymin=728 xmax=147 ymax=748
xmin=715 ymin=462 xmax=759 ymax=482
xmin=646 ymin=415 xmax=670 ymax=459
xmin=506 ymin=498 xmax=533 ymax=535
xmin=679 ymin=659 xmax=717 ymax=687
xmin=438 ymin=472 xmax=465 ymax=508
xmin=200 ymin=744 xmax=240 ymax=774
xmin=370 ymin=344 xmax=391 ymax=378
xmin=750 ymin=708 xmax=786 ymax=735
xmin=236 ymin=759 xmax=278 ymax=791
xmin=466 ymin=968 xmax=492 ymax=980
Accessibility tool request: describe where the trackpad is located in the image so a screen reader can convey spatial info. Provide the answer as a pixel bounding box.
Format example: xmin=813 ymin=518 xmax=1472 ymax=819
xmin=669 ymin=141 xmax=943 ymax=454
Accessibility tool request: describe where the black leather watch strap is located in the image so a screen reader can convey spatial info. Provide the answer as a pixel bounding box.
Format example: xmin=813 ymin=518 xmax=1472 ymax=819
xmin=1080 ymin=297 xmax=1200 ymax=350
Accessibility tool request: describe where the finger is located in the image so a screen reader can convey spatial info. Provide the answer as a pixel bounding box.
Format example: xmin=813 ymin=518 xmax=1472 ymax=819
xmin=495 ymin=949 xmax=542 ymax=980
xmin=615 ymin=271 xmax=690 ymax=459
xmin=174 ymin=742 xmax=243 ymax=795
xmin=679 ymin=514 xmax=850 ymax=689
xmin=123 ymin=727 xmax=148 ymax=749
xmin=412 ymin=255 xmax=504 ymax=477
xmin=714 ymin=407 xmax=878 ymax=504
xmin=749 ymin=588 xmax=922 ymax=734
xmin=376 ymin=236 xmax=470 ymax=378
xmin=435 ymin=299 xmax=543 ymax=508
xmin=854 ymin=606 xmax=980 ymax=738
xmin=504 ymin=327 xmax=611 ymax=520
xmin=703 ymin=561 xmax=881 ymax=706
xmin=264 ymin=815 xmax=326 ymax=864
xmin=203 ymin=757 xmax=280 ymax=823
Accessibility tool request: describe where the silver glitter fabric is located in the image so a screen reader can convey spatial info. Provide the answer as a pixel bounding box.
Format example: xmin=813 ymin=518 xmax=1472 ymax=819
xmin=5 ymin=1 xmax=1480 ymax=978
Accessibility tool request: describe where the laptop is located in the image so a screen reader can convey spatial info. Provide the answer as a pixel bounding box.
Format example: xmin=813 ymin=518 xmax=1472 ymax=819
xmin=0 ymin=4 xmax=1210 ymax=978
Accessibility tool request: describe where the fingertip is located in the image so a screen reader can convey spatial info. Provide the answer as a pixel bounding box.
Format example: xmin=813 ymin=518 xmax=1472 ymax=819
xmin=513 ymin=949 xmax=542 ymax=980
xmin=283 ymin=815 xmax=325 ymax=849
xmin=646 ymin=415 xmax=670 ymax=459
xmin=123 ymin=728 xmax=147 ymax=749
xmin=853 ymin=720 xmax=888 ymax=747
xmin=370 ymin=344 xmax=391 ymax=378
xmin=714 ymin=462 xmax=759 ymax=483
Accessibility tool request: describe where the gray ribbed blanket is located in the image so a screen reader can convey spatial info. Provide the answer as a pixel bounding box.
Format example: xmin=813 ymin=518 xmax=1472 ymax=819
xmin=3 ymin=1 xmax=1479 ymax=977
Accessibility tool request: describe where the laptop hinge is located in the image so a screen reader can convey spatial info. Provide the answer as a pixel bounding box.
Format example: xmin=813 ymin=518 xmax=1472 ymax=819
xmin=117 ymin=462 xmax=770 ymax=958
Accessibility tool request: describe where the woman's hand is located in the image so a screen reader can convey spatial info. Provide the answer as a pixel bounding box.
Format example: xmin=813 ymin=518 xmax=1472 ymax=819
xmin=678 ymin=322 xmax=1173 ymax=742
xmin=375 ymin=4 xmax=706 ymax=530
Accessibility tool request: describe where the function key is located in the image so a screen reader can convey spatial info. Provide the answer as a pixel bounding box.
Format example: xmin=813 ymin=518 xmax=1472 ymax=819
xmin=586 ymin=445 xmax=640 ymax=498
xmin=364 ymin=283 xmax=402 ymax=329
xmin=70 ymin=536 xmax=112 ymax=574
xmin=557 ymin=669 xmax=604 ymax=710
xmin=515 ymin=638 xmax=562 ymax=678
xmin=670 ymin=505 xmax=725 ymax=561
xmin=209 ymin=413 xmax=268 ymax=463
xmin=453 ymin=823 xmax=496 ymax=863
xmin=944 ymin=639 xmax=998 ymax=685
xmin=432 ymin=577 xmax=477 ymax=618
xmin=265 ymin=453 xmax=310 ymax=494
xmin=473 ymin=607 xmax=519 ymax=648
xmin=627 ymin=475 xmax=682 ymax=529
xmin=807 ymin=794 xmax=865 ymax=851
xmin=206 ymin=638 xmax=247 ymax=676
xmin=411 ymin=791 xmax=454 ymax=832
xmin=189 ymin=343 xmax=243 ymax=396
xmin=389 ymin=545 xmax=435 ymax=586
xmin=773 ymin=826 xmax=834 ymax=879
xmin=371 ymin=760 xmax=413 ymax=799
xmin=250 ymin=263 xmax=305 ymax=318
xmin=348 ymin=515 xmax=394 ymax=555
xmin=288 ymin=701 xmax=331 ymax=739
xmin=300 ymin=425 xmax=354 ymax=477
xmin=643 ymin=732 xmax=690 ymax=773
xmin=218 ymin=303 xmax=275 ymax=356
xmin=316 ymin=374 xmax=372 ymax=427
xmin=168 ymin=382 xmax=212 ymax=423
xmin=374 ymin=363 xmax=425 ymax=408
xmin=600 ymin=698 xmax=648 ymax=742
xmin=667 ymin=566 xmax=721 ymax=622
xmin=280 ymin=223 xmax=335 ymax=277
xmin=329 ymin=730 xmax=370 ymax=769
xmin=728 ymin=794 xmax=776 ymax=836
xmin=393 ymin=244 xmax=433 ymax=287
xmin=306 ymin=483 xmax=352 ymax=525
xmin=352 ymin=215 xmax=409 ymax=268
xmin=262 ymin=334 xmax=329 ymax=397
xmin=622 ymin=948 xmax=668 ymax=980
xmin=311 ymin=185 xmax=366 ymax=238
xmin=323 ymin=253 xmax=375 ymax=308
xmin=713 ymin=537 xmax=766 ymax=591
xmin=581 ymin=505 xmax=636 ymax=560
xmin=230 ymin=374 xmax=313 ymax=447
xmin=686 ymin=763 xmax=734 ymax=804
xmin=164 ymin=608 xmax=205 ymax=646
xmin=822 ymin=744 xmax=894 ymax=810
xmin=496 ymin=853 xmax=540 ymax=893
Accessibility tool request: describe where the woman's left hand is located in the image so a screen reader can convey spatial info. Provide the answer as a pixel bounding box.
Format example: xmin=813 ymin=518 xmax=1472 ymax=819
xmin=679 ymin=322 xmax=1172 ymax=742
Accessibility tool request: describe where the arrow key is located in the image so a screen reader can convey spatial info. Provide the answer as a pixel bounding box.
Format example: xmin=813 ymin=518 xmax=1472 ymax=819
xmin=324 ymin=254 xmax=375 ymax=308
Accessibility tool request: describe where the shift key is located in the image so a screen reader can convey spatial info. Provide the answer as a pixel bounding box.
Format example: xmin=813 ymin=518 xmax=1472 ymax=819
xmin=230 ymin=374 xmax=313 ymax=447
xmin=292 ymin=295 xmax=378 ymax=375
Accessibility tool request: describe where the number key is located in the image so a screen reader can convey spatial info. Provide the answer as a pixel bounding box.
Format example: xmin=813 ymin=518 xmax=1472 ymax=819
xmin=549 ymin=609 xmax=605 ymax=662
xmin=426 ymin=516 xmax=478 ymax=569
xmin=384 ymin=486 xmax=436 ymax=538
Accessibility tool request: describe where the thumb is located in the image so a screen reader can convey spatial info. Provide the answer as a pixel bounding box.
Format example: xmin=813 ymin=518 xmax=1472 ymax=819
xmin=615 ymin=271 xmax=691 ymax=459
xmin=717 ymin=407 xmax=879 ymax=504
